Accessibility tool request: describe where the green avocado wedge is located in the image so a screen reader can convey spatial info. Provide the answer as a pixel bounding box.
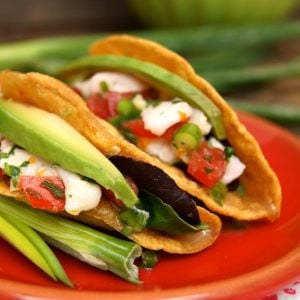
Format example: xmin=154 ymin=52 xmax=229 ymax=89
xmin=0 ymin=99 xmax=138 ymax=208
xmin=58 ymin=55 xmax=226 ymax=140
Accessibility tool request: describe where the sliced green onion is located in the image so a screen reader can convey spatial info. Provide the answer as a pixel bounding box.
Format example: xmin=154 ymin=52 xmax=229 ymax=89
xmin=0 ymin=211 xmax=72 ymax=286
xmin=172 ymin=123 xmax=202 ymax=151
xmin=116 ymin=99 xmax=140 ymax=119
xmin=0 ymin=195 xmax=142 ymax=284
xmin=99 ymin=81 xmax=109 ymax=93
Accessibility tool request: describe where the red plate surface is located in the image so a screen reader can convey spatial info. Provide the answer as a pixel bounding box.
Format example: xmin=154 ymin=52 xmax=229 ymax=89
xmin=0 ymin=112 xmax=299 ymax=300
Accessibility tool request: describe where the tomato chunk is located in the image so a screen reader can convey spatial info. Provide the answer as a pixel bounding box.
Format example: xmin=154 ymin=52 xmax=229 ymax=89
xmin=122 ymin=119 xmax=156 ymax=138
xmin=87 ymin=94 xmax=111 ymax=120
xmin=19 ymin=176 xmax=65 ymax=212
xmin=187 ymin=142 xmax=227 ymax=188
xmin=87 ymin=92 xmax=133 ymax=120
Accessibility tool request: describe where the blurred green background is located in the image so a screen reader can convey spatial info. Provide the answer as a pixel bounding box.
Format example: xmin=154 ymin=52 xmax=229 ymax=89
xmin=0 ymin=0 xmax=299 ymax=134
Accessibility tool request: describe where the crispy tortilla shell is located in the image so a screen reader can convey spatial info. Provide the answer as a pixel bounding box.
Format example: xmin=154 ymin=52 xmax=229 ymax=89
xmin=87 ymin=35 xmax=281 ymax=221
xmin=0 ymin=71 xmax=221 ymax=254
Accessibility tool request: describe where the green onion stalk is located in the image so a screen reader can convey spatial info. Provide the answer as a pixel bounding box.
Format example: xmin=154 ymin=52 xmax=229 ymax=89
xmin=1 ymin=22 xmax=300 ymax=74
xmin=0 ymin=195 xmax=142 ymax=284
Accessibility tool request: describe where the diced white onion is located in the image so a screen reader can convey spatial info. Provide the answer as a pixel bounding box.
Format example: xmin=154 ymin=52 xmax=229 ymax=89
xmin=221 ymin=156 xmax=246 ymax=185
xmin=188 ymin=108 xmax=212 ymax=135
xmin=142 ymin=100 xmax=193 ymax=136
xmin=73 ymin=72 xmax=148 ymax=98
xmin=208 ymin=137 xmax=225 ymax=150
xmin=145 ymin=139 xmax=177 ymax=164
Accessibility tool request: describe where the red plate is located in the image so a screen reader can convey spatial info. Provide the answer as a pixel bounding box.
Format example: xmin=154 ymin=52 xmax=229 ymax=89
xmin=0 ymin=112 xmax=300 ymax=300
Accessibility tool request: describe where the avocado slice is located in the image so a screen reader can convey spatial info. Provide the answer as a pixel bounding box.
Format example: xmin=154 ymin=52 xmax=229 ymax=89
xmin=58 ymin=55 xmax=226 ymax=139
xmin=0 ymin=99 xmax=139 ymax=208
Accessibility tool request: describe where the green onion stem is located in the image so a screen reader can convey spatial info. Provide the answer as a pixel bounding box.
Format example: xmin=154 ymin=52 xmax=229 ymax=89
xmin=0 ymin=195 xmax=142 ymax=284
xmin=229 ymin=100 xmax=300 ymax=124
xmin=1 ymin=22 xmax=300 ymax=73
xmin=202 ymin=58 xmax=300 ymax=92
xmin=172 ymin=123 xmax=202 ymax=151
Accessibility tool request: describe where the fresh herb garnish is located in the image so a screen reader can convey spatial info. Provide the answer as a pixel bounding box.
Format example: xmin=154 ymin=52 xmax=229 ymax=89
xmin=119 ymin=128 xmax=137 ymax=144
xmin=40 ymin=180 xmax=64 ymax=199
xmin=26 ymin=188 xmax=42 ymax=199
xmin=235 ymin=183 xmax=246 ymax=197
xmin=210 ymin=182 xmax=228 ymax=206
xmin=20 ymin=161 xmax=30 ymax=168
xmin=80 ymin=176 xmax=96 ymax=184
xmin=0 ymin=145 xmax=18 ymax=160
xmin=224 ymin=146 xmax=235 ymax=160
xmin=140 ymin=250 xmax=158 ymax=269
xmin=99 ymin=81 xmax=109 ymax=93
xmin=3 ymin=163 xmax=20 ymax=187
xmin=204 ymin=167 xmax=214 ymax=174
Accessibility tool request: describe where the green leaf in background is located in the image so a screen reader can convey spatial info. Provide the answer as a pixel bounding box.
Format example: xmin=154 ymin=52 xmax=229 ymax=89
xmin=1 ymin=22 xmax=300 ymax=74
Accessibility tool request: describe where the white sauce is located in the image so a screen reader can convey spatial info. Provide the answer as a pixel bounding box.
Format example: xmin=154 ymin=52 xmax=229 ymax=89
xmin=73 ymin=72 xmax=148 ymax=98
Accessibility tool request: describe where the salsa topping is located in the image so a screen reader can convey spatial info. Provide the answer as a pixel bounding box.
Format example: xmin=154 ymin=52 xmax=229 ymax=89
xmin=73 ymin=71 xmax=246 ymax=192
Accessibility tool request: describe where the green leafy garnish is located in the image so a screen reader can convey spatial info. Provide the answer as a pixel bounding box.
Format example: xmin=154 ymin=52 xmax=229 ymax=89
xmin=3 ymin=163 xmax=20 ymax=187
xmin=40 ymin=180 xmax=64 ymax=199
xmin=224 ymin=146 xmax=235 ymax=160
xmin=140 ymin=250 xmax=159 ymax=269
xmin=139 ymin=190 xmax=205 ymax=235
xmin=210 ymin=182 xmax=228 ymax=206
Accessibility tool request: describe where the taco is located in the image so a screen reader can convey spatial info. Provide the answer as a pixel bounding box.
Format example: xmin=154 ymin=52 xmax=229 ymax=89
xmin=57 ymin=35 xmax=281 ymax=222
xmin=0 ymin=70 xmax=221 ymax=254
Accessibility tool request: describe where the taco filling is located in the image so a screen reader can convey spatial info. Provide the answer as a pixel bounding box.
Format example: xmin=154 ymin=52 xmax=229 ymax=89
xmin=72 ymin=72 xmax=246 ymax=194
xmin=0 ymin=100 xmax=206 ymax=236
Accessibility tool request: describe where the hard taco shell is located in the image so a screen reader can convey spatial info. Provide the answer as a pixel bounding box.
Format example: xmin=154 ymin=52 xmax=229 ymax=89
xmin=0 ymin=70 xmax=221 ymax=254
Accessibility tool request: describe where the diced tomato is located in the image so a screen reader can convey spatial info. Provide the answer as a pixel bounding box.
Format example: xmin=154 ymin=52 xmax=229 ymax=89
xmin=87 ymin=92 xmax=133 ymax=120
xmin=161 ymin=122 xmax=186 ymax=142
xmin=87 ymin=94 xmax=111 ymax=120
xmin=106 ymin=91 xmax=132 ymax=116
xmin=187 ymin=142 xmax=227 ymax=188
xmin=19 ymin=176 xmax=65 ymax=212
xmin=122 ymin=119 xmax=157 ymax=138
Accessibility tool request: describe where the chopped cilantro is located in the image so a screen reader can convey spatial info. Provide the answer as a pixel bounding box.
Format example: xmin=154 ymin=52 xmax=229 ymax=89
xmin=99 ymin=81 xmax=109 ymax=93
xmin=40 ymin=180 xmax=64 ymax=199
xmin=140 ymin=250 xmax=159 ymax=269
xmin=224 ymin=146 xmax=235 ymax=160
xmin=210 ymin=182 xmax=228 ymax=206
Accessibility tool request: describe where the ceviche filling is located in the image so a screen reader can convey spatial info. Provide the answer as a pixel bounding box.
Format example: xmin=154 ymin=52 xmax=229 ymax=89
xmin=0 ymin=136 xmax=203 ymax=234
xmin=73 ymin=72 xmax=246 ymax=194
xmin=0 ymin=136 xmax=103 ymax=215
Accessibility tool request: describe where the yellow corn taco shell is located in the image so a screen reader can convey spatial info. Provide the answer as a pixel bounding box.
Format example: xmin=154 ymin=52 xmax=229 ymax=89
xmin=84 ymin=35 xmax=281 ymax=221
xmin=0 ymin=70 xmax=221 ymax=254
